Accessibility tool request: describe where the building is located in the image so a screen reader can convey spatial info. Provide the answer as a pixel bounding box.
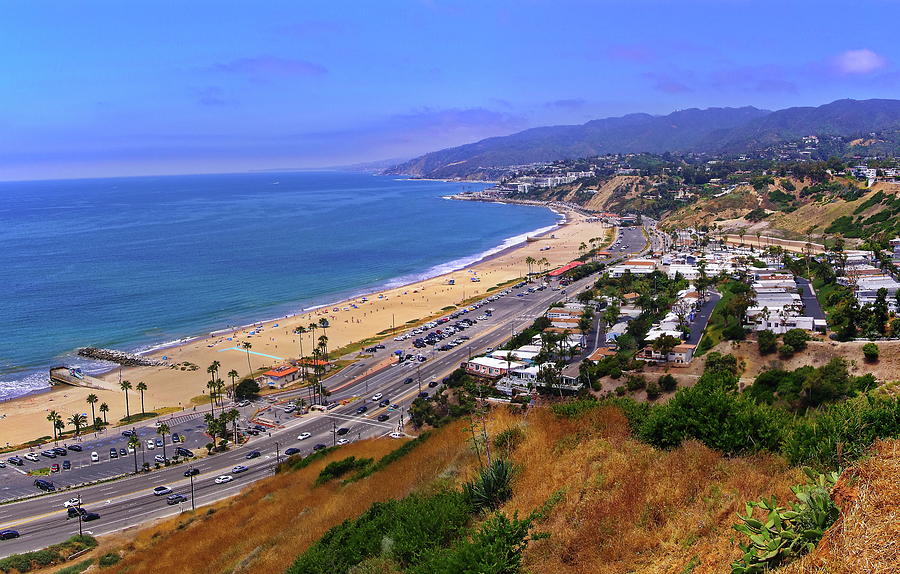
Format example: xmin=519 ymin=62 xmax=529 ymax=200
xmin=462 ymin=356 xmax=525 ymax=379
xmin=638 ymin=343 xmax=696 ymax=365
xmin=263 ymin=365 xmax=300 ymax=388
xmin=608 ymin=259 xmax=657 ymax=277
xmin=490 ymin=350 xmax=539 ymax=364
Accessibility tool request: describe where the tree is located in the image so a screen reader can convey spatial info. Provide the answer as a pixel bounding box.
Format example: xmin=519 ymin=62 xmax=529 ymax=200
xmin=136 ymin=381 xmax=148 ymax=415
xmin=225 ymin=408 xmax=240 ymax=444
xmin=602 ymin=303 xmax=620 ymax=329
xmin=646 ymin=380 xmax=662 ymax=400
xmin=85 ymin=394 xmax=98 ymax=429
xmin=227 ymin=369 xmax=239 ymax=399
xmin=783 ymin=329 xmax=810 ymax=352
xmin=862 ymin=342 xmax=879 ymax=363
xmin=69 ymin=413 xmax=87 ymax=436
xmin=241 ymin=341 xmax=254 ymax=377
xmin=658 ymin=373 xmax=678 ymax=392
xmin=156 ymin=423 xmax=170 ymax=461
xmin=47 ymin=410 xmax=62 ymax=442
xmin=872 ymin=288 xmax=889 ymax=335
xmin=757 ymin=330 xmax=778 ymax=355
xmin=524 ymin=256 xmax=535 ymax=278
xmin=128 ymin=435 xmax=141 ymax=473
xmin=652 ymin=334 xmax=681 ymax=362
xmin=120 ymin=379 xmax=133 ymax=420
xmin=235 ymin=378 xmax=260 ymax=400
xmin=99 ymin=402 xmax=109 ymax=424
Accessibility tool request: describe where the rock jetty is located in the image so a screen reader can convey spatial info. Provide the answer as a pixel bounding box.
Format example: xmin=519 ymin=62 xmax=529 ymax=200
xmin=77 ymin=347 xmax=162 ymax=367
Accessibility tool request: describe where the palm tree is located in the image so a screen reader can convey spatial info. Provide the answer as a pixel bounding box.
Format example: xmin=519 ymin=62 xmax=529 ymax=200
xmin=47 ymin=410 xmax=61 ymax=442
xmin=69 ymin=413 xmax=87 ymax=436
xmin=227 ymin=369 xmax=239 ymax=399
xmin=85 ymin=394 xmax=98 ymax=428
xmin=136 ymin=382 xmax=148 ymax=415
xmin=120 ymin=379 xmax=133 ymax=420
xmin=215 ymin=378 xmax=226 ymax=406
xmin=128 ymin=435 xmax=140 ymax=473
xmin=156 ymin=423 xmax=170 ymax=461
xmin=99 ymin=402 xmax=109 ymax=424
xmin=241 ymin=341 xmax=253 ymax=377
xmin=318 ymin=318 xmax=329 ymax=342
xmin=318 ymin=334 xmax=329 ymax=362
xmin=225 ymin=408 xmax=240 ymax=444
xmin=206 ymin=380 xmax=217 ymax=416
xmin=524 ymin=256 xmax=535 ymax=278
xmin=294 ymin=326 xmax=307 ymax=384
xmin=210 ymin=360 xmax=221 ymax=380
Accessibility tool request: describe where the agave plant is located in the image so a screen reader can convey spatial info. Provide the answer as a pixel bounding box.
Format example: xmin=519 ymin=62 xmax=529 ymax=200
xmin=464 ymin=459 xmax=514 ymax=511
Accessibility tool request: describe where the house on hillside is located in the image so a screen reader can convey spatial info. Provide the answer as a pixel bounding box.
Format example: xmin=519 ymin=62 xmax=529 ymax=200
xmin=263 ymin=365 xmax=300 ymax=388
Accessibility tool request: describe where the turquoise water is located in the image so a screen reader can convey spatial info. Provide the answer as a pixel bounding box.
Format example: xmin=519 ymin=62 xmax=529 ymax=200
xmin=0 ymin=172 xmax=558 ymax=400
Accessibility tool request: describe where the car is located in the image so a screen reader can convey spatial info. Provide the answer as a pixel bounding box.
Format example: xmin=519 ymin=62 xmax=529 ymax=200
xmin=232 ymin=465 xmax=248 ymax=474
xmin=166 ymin=494 xmax=188 ymax=505
xmin=0 ymin=530 xmax=20 ymax=540
xmin=370 ymin=393 xmax=383 ymax=402
xmin=109 ymin=448 xmax=118 ymax=459
xmin=154 ymin=455 xmax=167 ymax=464
xmin=122 ymin=429 xmax=136 ymax=437
xmin=404 ymin=377 xmax=413 ymax=384
xmin=175 ymin=447 xmax=194 ymax=458
xmin=34 ymin=478 xmax=55 ymax=491
xmin=146 ymin=440 xmax=155 ymax=450
xmin=214 ymin=475 xmax=233 ymax=484
xmin=63 ymin=497 xmax=82 ymax=508
xmin=336 ymin=438 xmax=350 ymax=446
xmin=336 ymin=427 xmax=350 ymax=436
xmin=253 ymin=424 xmax=267 ymax=432
xmin=389 ymin=404 xmax=400 ymax=410
xmin=183 ymin=468 xmax=200 ymax=477
xmin=246 ymin=429 xmax=259 ymax=436
xmin=376 ymin=414 xmax=390 ymax=422
xmin=313 ymin=443 xmax=327 ymax=451
xmin=119 ymin=447 xmax=128 ymax=456
xmin=284 ymin=447 xmax=301 ymax=456
xmin=82 ymin=511 xmax=101 ymax=522
xmin=283 ymin=406 xmax=296 ymax=414
xmin=62 ymin=460 xmax=71 ymax=470
xmin=379 ymin=399 xmax=391 ymax=408
xmin=297 ymin=432 xmax=312 ymax=441
xmin=171 ymin=433 xmax=181 ymax=443
xmin=50 ymin=463 xmax=60 ymax=473
xmin=428 ymin=381 xmax=439 ymax=388
xmin=53 ymin=447 xmax=67 ymax=456
xmin=40 ymin=450 xmax=56 ymax=459
xmin=375 ymin=344 xmax=385 ymax=349
xmin=245 ymin=450 xmax=261 ymax=459
xmin=67 ymin=506 xmax=87 ymax=519
xmin=152 ymin=485 xmax=172 ymax=496
xmin=389 ymin=432 xmax=405 ymax=439
xmin=417 ymin=391 xmax=430 ymax=399
xmin=155 ymin=438 xmax=163 ymax=447
xmin=7 ymin=457 xmax=24 ymax=466
xmin=90 ymin=451 xmax=100 ymax=462
xmin=238 ymin=400 xmax=251 ymax=407
xmin=355 ymin=405 xmax=368 ymax=414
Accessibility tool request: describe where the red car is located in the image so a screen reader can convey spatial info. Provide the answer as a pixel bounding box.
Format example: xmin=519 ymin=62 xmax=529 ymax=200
xmin=50 ymin=463 xmax=60 ymax=473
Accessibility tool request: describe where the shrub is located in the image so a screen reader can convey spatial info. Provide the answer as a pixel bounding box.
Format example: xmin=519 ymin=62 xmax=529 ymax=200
xmin=757 ymin=329 xmax=777 ymax=355
xmin=234 ymin=378 xmax=260 ymax=400
xmin=645 ymin=381 xmax=661 ymax=400
xmin=98 ymin=553 xmax=121 ymax=567
xmin=782 ymin=329 xmax=810 ymax=351
xmin=778 ymin=344 xmax=795 ymax=358
xmin=316 ymin=456 xmax=374 ymax=485
xmin=464 ymin=459 xmax=514 ymax=512
xmin=658 ymin=373 xmax=678 ymax=392
xmin=731 ymin=469 xmax=839 ymax=573
xmin=625 ymin=374 xmax=646 ymax=392
xmin=492 ymin=427 xmax=524 ymax=454
xmin=862 ymin=342 xmax=879 ymax=362
xmin=723 ymin=323 xmax=747 ymax=341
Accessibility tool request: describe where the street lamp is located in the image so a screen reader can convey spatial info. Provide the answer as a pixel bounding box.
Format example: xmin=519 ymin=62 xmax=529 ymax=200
xmin=275 ymin=441 xmax=281 ymax=466
xmin=332 ymin=421 xmax=337 ymax=446
xmin=188 ymin=466 xmax=197 ymax=511
xmin=75 ymin=498 xmax=83 ymax=537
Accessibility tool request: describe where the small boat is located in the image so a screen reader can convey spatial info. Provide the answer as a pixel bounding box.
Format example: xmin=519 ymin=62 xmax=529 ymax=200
xmin=70 ymin=368 xmax=84 ymax=380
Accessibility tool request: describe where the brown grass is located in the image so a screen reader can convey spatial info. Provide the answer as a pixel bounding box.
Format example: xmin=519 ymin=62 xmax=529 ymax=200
xmin=780 ymin=439 xmax=900 ymax=574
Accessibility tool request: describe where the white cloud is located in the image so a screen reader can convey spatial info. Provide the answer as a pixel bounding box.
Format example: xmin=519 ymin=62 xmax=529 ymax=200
xmin=832 ymin=49 xmax=887 ymax=75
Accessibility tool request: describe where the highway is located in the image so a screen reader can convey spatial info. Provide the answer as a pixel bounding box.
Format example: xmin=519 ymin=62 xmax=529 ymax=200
xmin=0 ymin=226 xmax=648 ymax=557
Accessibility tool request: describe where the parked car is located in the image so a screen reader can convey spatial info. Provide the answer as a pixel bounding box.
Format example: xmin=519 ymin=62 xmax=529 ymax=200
xmin=50 ymin=463 xmax=60 ymax=473
xmin=152 ymin=485 xmax=172 ymax=496
xmin=166 ymin=494 xmax=188 ymax=505
xmin=109 ymin=448 xmax=118 ymax=459
xmin=122 ymin=429 xmax=136 ymax=437
xmin=175 ymin=447 xmax=194 ymax=458
xmin=146 ymin=440 xmax=155 ymax=450
xmin=119 ymin=448 xmax=128 ymax=456
xmin=40 ymin=450 xmax=56 ymax=459
xmin=62 ymin=460 xmax=71 ymax=470
xmin=7 ymin=457 xmax=24 ymax=466
xmin=155 ymin=438 xmax=163 ymax=447
xmin=52 ymin=447 xmax=67 ymax=456
xmin=154 ymin=455 xmax=167 ymax=464
xmin=34 ymin=479 xmax=55 ymax=492
xmin=90 ymin=451 xmax=100 ymax=462
xmin=171 ymin=433 xmax=181 ymax=443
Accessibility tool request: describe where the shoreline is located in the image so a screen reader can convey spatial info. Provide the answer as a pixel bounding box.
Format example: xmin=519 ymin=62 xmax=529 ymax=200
xmin=0 ymin=207 xmax=606 ymax=446
xmin=0 ymin=208 xmax=566 ymax=404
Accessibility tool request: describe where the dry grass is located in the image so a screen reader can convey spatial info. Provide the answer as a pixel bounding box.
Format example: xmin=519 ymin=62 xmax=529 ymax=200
xmin=100 ymin=420 xmax=474 ymax=574
xmin=780 ymin=439 xmax=900 ymax=574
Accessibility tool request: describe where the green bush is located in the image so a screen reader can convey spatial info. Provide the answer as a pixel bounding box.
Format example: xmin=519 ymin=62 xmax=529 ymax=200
xmin=645 ymin=380 xmax=661 ymax=400
xmin=757 ymin=329 xmax=777 ymax=355
xmin=54 ymin=558 xmax=94 ymax=574
xmin=98 ymin=553 xmax=121 ymax=567
xmin=625 ymin=374 xmax=646 ymax=391
xmin=316 ymin=456 xmax=373 ymax=485
xmin=347 ymin=431 xmax=433 ymax=483
xmin=778 ymin=344 xmax=795 ymax=358
xmin=464 ymin=459 xmax=514 ymax=512
xmin=862 ymin=342 xmax=879 ymax=362
xmin=0 ymin=536 xmax=97 ymax=574
xmin=731 ymin=469 xmax=839 ymax=573
xmin=782 ymin=329 xmax=809 ymax=351
xmin=658 ymin=374 xmax=678 ymax=392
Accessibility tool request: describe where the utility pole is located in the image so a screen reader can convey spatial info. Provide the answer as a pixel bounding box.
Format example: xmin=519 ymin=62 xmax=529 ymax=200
xmin=76 ymin=498 xmax=83 ymax=537
xmin=332 ymin=421 xmax=336 ymax=446
xmin=275 ymin=441 xmax=280 ymax=466
xmin=189 ymin=466 xmax=196 ymax=511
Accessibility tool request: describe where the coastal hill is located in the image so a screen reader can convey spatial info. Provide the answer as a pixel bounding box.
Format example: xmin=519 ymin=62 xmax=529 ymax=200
xmin=385 ymin=99 xmax=900 ymax=179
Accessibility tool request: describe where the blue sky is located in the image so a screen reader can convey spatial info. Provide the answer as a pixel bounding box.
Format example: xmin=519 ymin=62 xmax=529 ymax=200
xmin=2 ymin=0 xmax=899 ymax=180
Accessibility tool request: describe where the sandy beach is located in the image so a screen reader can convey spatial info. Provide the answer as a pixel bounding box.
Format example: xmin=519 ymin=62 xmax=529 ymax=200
xmin=0 ymin=209 xmax=610 ymax=447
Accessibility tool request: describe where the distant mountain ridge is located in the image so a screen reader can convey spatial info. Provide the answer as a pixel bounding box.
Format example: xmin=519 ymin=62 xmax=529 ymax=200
xmin=385 ymin=99 xmax=900 ymax=178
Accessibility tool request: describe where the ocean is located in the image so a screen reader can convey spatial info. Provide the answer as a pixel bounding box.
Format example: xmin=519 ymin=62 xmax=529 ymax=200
xmin=0 ymin=171 xmax=559 ymax=401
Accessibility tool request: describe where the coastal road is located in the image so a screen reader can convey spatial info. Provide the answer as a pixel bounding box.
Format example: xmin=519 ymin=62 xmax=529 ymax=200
xmin=0 ymin=226 xmax=648 ymax=557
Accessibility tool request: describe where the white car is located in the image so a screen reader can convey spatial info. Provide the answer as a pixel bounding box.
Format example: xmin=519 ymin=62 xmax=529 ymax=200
xmin=389 ymin=432 xmax=406 ymax=439
xmin=152 ymin=485 xmax=172 ymax=496
xmin=63 ymin=497 xmax=82 ymax=508
xmin=24 ymin=453 xmax=39 ymax=462
xmin=214 ymin=475 xmax=233 ymax=484
xmin=154 ymin=455 xmax=167 ymax=463
xmin=90 ymin=451 xmax=100 ymax=462
xmin=146 ymin=440 xmax=155 ymax=450
xmin=297 ymin=432 xmax=312 ymax=441
xmin=336 ymin=438 xmax=350 ymax=446
xmin=370 ymin=393 xmax=383 ymax=402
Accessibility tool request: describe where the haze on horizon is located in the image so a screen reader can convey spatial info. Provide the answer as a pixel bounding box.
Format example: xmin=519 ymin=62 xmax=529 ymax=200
xmin=3 ymin=0 xmax=899 ymax=182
